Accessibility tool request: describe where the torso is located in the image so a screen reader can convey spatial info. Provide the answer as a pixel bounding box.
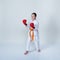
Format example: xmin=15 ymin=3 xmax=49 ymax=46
xmin=29 ymin=20 xmax=39 ymax=36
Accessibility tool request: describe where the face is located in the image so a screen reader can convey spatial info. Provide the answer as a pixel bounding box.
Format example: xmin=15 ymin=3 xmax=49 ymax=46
xmin=31 ymin=14 xmax=36 ymax=21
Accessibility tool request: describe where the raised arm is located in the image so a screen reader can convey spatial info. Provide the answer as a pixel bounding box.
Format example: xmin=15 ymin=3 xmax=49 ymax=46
xmin=29 ymin=21 xmax=39 ymax=30
xmin=22 ymin=19 xmax=30 ymax=29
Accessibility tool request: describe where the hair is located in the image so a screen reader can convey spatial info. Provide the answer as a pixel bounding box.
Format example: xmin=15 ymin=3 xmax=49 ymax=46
xmin=32 ymin=12 xmax=37 ymax=17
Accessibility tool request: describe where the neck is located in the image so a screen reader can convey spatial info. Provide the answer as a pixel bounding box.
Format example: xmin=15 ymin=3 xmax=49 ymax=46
xmin=32 ymin=19 xmax=36 ymax=21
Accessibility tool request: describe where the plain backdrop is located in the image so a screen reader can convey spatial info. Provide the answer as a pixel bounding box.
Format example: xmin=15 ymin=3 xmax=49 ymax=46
xmin=0 ymin=0 xmax=60 ymax=60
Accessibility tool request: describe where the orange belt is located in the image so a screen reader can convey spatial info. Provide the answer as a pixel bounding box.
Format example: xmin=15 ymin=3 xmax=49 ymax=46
xmin=29 ymin=27 xmax=34 ymax=41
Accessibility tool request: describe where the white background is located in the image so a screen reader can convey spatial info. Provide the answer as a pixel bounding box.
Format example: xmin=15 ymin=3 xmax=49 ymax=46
xmin=0 ymin=0 xmax=60 ymax=60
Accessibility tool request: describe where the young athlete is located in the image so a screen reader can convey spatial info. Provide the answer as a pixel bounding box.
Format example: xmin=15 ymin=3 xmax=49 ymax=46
xmin=22 ymin=13 xmax=40 ymax=55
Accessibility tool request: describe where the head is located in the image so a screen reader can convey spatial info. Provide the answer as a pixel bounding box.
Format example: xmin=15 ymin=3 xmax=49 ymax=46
xmin=31 ymin=12 xmax=37 ymax=21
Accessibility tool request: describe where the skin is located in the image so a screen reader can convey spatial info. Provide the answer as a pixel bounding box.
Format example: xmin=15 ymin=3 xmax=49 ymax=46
xmin=31 ymin=14 xmax=36 ymax=21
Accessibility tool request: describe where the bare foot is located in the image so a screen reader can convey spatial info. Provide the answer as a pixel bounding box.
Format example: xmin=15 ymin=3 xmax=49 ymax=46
xmin=24 ymin=51 xmax=29 ymax=55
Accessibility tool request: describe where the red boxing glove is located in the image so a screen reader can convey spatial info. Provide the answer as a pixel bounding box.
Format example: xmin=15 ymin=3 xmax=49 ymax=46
xmin=22 ymin=19 xmax=27 ymax=26
xmin=30 ymin=23 xmax=35 ymax=29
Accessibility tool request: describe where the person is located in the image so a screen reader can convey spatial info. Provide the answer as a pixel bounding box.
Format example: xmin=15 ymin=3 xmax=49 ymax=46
xmin=22 ymin=12 xmax=40 ymax=55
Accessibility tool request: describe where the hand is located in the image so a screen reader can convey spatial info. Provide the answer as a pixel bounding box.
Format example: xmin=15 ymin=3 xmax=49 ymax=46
xmin=22 ymin=19 xmax=27 ymax=26
xmin=30 ymin=23 xmax=35 ymax=29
